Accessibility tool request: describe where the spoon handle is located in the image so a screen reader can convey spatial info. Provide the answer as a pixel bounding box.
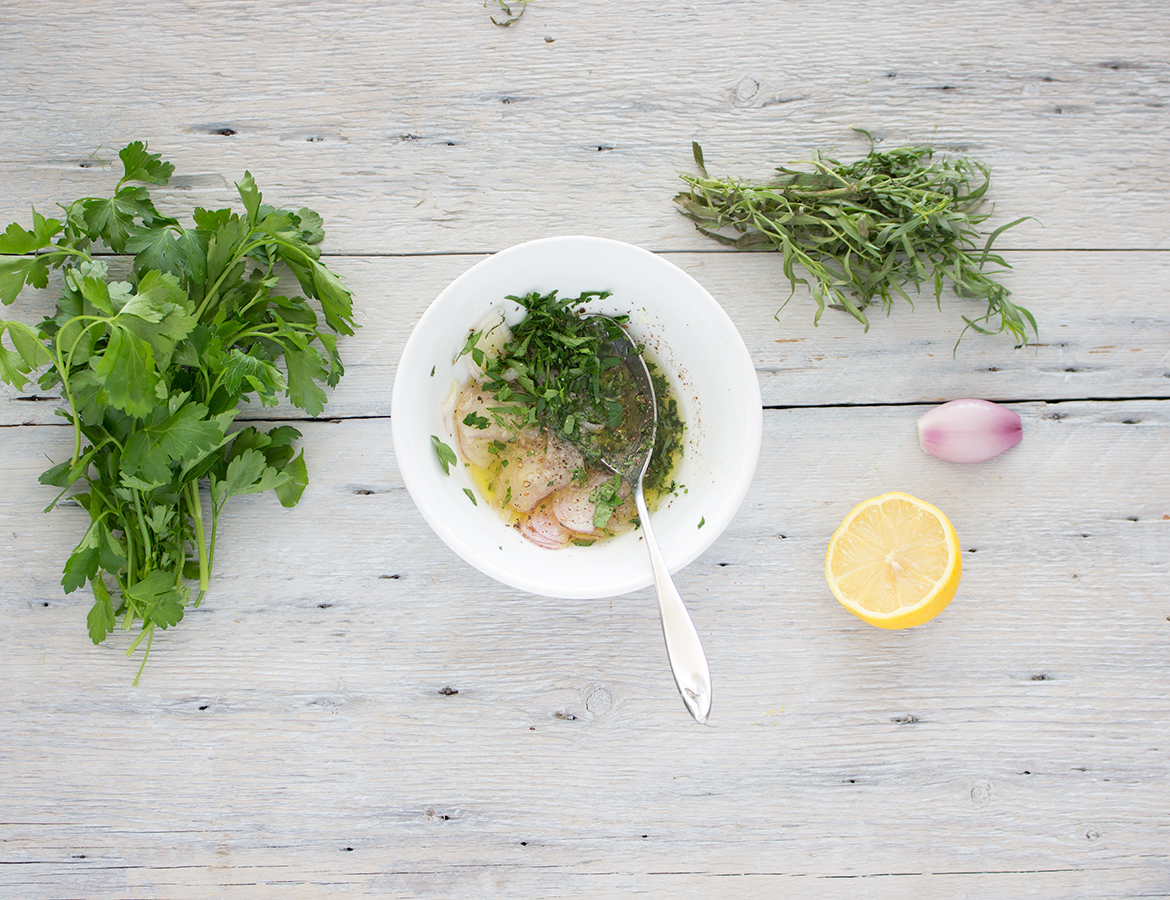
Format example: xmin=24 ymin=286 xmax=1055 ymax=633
xmin=635 ymin=488 xmax=712 ymax=724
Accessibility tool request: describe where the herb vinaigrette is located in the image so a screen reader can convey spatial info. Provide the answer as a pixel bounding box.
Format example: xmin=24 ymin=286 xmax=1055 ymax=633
xmin=451 ymin=290 xmax=684 ymax=549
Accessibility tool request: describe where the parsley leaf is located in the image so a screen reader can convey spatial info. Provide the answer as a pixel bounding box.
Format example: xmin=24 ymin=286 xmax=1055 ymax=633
xmin=0 ymin=211 xmax=62 ymax=305
xmin=86 ymin=575 xmax=116 ymax=644
xmin=117 ymin=140 xmax=176 ymax=187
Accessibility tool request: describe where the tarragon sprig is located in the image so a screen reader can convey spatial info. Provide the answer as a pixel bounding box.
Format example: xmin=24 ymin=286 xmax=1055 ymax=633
xmin=674 ymin=135 xmax=1036 ymax=348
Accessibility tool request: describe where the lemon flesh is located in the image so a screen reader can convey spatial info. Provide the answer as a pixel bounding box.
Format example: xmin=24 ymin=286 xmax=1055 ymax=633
xmin=825 ymin=492 xmax=961 ymax=629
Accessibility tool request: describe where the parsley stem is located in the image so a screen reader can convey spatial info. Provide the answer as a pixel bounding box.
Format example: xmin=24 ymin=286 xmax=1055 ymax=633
xmin=207 ymin=498 xmax=222 ymax=583
xmin=124 ymin=527 xmax=135 ymax=591
xmin=54 ymin=316 xmax=114 ymax=465
xmin=194 ymin=232 xmax=318 ymax=322
xmin=129 ymin=623 xmax=153 ymax=686
xmin=130 ymin=488 xmax=153 ymax=563
xmin=187 ymin=481 xmax=211 ymax=596
xmin=193 ymin=234 xmax=258 ymax=321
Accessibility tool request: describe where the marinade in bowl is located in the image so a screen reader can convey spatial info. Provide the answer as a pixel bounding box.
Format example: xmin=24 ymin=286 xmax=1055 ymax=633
xmin=445 ymin=289 xmax=684 ymax=550
xmin=391 ymin=235 xmax=762 ymax=600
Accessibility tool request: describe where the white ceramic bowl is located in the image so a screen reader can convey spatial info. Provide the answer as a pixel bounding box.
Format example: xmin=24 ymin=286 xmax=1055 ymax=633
xmin=391 ymin=236 xmax=762 ymax=599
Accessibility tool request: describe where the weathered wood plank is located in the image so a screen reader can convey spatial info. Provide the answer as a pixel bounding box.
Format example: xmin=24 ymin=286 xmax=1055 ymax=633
xmin=3 ymin=251 xmax=1167 ymax=428
xmin=3 ymin=403 xmax=1168 ymax=898
xmin=1 ymin=0 xmax=1168 ymax=251
xmin=3 ymin=1 xmax=1168 ymax=896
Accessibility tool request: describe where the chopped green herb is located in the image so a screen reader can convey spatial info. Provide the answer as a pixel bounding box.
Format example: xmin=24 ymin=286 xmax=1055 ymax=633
xmin=485 ymin=0 xmax=534 ymax=26
xmin=589 ymin=473 xmax=624 ymax=529
xmin=458 ymin=328 xmax=485 ymax=367
xmin=459 ymin=289 xmax=621 ymax=440
xmin=431 ymin=435 xmax=457 ymax=475
xmin=644 ymin=361 xmax=685 ymax=496
xmin=462 ymin=411 xmax=490 ymax=430
xmin=463 ymin=488 xmax=478 ymax=505
xmin=456 ymin=289 xmax=683 ymax=494
xmin=698 ymin=516 xmax=705 ymax=529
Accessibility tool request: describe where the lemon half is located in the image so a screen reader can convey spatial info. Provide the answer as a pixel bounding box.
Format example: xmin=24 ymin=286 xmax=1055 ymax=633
xmin=825 ymin=491 xmax=961 ymax=629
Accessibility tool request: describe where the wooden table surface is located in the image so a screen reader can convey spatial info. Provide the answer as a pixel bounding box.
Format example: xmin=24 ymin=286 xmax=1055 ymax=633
xmin=2 ymin=2 xmax=1168 ymax=897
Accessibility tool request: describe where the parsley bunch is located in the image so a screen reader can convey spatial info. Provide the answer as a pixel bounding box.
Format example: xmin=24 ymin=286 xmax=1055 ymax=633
xmin=0 ymin=142 xmax=356 ymax=680
xmin=675 ymin=136 xmax=1036 ymax=347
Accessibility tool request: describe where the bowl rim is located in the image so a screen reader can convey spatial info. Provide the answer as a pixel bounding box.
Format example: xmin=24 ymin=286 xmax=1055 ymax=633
xmin=391 ymin=235 xmax=762 ymax=598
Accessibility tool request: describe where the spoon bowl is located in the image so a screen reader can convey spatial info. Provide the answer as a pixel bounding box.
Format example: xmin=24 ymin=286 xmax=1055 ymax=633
xmin=596 ymin=319 xmax=713 ymax=724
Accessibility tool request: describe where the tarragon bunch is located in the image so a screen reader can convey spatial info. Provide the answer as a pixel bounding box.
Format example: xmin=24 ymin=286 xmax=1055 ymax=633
xmin=675 ymin=136 xmax=1036 ymax=347
xmin=0 ymin=141 xmax=356 ymax=680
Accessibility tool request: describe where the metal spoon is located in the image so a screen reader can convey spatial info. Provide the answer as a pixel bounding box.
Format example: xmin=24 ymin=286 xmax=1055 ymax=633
xmin=594 ymin=318 xmax=712 ymax=724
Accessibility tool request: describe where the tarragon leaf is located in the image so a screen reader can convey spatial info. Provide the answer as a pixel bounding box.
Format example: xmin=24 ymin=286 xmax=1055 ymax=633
xmin=675 ymin=140 xmax=1037 ymax=349
xmin=431 ymin=435 xmax=457 ymax=475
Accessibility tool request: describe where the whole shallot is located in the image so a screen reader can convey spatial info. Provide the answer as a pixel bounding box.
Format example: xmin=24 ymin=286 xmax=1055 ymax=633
xmin=917 ymin=399 xmax=1023 ymax=463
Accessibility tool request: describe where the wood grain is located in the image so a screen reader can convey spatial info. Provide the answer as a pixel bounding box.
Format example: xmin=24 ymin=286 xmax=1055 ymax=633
xmin=0 ymin=1 xmax=1168 ymax=252
xmin=2 ymin=250 xmax=1169 ymax=428
xmin=1 ymin=0 xmax=1168 ymax=897
xmin=3 ymin=403 xmax=1169 ymax=898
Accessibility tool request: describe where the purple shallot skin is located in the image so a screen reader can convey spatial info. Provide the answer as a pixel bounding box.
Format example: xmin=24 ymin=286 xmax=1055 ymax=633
xmin=917 ymin=398 xmax=1023 ymax=463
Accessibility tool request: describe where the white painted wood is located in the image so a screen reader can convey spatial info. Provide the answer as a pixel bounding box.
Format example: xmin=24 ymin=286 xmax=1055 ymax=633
xmin=1 ymin=0 xmax=1168 ymax=897
xmin=3 ymin=250 xmax=1169 ymax=426
xmin=2 ymin=405 xmax=1169 ymax=898
xmin=0 ymin=0 xmax=1168 ymax=252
